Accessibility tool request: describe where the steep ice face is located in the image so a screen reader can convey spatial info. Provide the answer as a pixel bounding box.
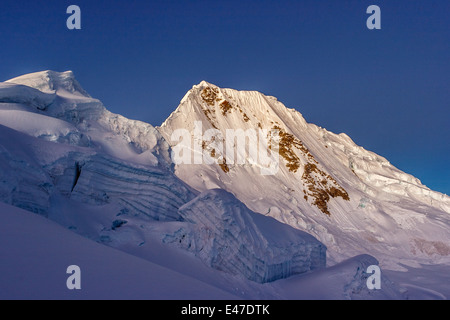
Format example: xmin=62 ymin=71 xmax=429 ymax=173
xmin=159 ymin=81 xmax=450 ymax=268
xmin=164 ymin=189 xmax=326 ymax=283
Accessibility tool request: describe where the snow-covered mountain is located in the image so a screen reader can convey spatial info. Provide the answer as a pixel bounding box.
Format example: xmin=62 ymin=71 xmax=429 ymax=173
xmin=158 ymin=80 xmax=450 ymax=269
xmin=0 ymin=71 xmax=327 ymax=288
xmin=1 ymin=70 xmax=449 ymax=299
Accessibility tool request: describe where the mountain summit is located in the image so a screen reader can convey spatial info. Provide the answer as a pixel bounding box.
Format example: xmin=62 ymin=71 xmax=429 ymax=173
xmin=6 ymin=70 xmax=90 ymax=97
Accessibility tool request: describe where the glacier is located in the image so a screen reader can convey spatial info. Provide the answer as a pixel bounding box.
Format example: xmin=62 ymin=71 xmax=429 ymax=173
xmin=0 ymin=70 xmax=327 ymax=286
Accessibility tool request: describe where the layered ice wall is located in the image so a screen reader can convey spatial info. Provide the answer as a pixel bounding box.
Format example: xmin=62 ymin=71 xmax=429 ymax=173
xmin=165 ymin=189 xmax=326 ymax=283
xmin=47 ymin=153 xmax=196 ymax=221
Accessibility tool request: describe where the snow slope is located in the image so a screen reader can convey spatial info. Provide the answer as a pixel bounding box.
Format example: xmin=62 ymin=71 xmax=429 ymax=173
xmin=273 ymin=254 xmax=402 ymax=300
xmin=0 ymin=201 xmax=239 ymax=300
xmin=158 ymin=81 xmax=450 ymax=269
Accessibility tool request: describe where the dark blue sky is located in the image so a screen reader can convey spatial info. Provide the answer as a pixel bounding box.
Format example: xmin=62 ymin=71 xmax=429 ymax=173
xmin=1 ymin=0 xmax=449 ymax=194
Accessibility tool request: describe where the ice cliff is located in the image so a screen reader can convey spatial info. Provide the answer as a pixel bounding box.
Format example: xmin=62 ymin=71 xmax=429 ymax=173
xmin=165 ymin=189 xmax=326 ymax=283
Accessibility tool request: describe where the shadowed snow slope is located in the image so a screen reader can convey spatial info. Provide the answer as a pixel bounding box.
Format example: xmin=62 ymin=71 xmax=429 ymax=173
xmin=0 ymin=202 xmax=239 ymax=300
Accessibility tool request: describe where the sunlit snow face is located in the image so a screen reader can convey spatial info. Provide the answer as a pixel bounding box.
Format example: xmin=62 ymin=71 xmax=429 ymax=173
xmin=170 ymin=121 xmax=280 ymax=176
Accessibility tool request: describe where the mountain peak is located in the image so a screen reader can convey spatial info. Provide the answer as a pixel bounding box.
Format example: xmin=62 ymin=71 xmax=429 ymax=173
xmin=166 ymin=79 xmax=309 ymax=136
xmin=6 ymin=70 xmax=90 ymax=97
xmin=195 ymin=80 xmax=216 ymax=88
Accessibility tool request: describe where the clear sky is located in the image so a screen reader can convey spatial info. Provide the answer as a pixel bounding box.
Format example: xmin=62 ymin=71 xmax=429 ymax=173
xmin=0 ymin=0 xmax=449 ymax=194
